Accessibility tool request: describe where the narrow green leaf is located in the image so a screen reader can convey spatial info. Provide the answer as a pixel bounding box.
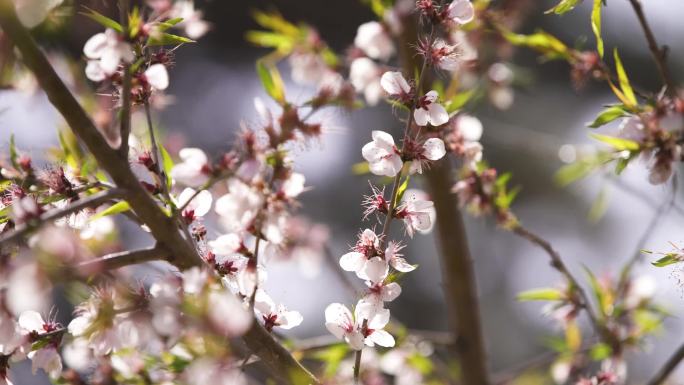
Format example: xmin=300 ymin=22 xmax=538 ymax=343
xmin=256 ymin=61 xmax=285 ymax=103
xmin=516 ymin=288 xmax=564 ymax=301
xmin=589 ymin=133 xmax=640 ymax=151
xmin=148 ymin=32 xmax=195 ymax=46
xmin=502 ymin=29 xmax=571 ymax=60
xmin=546 ymin=0 xmax=582 ymax=15
xmin=613 ymin=49 xmax=637 ymax=107
xmin=81 ymin=8 xmax=123 ymax=33
xmin=159 ymin=144 xmax=174 ymax=191
xmin=589 ymin=343 xmax=612 ymax=361
xmin=583 ymin=265 xmax=607 ymax=316
xmin=90 ymin=201 xmax=130 ymax=221
xmin=588 ymin=186 xmax=609 ymax=223
xmin=396 ymin=176 xmax=410 ymax=203
xmin=157 ymin=17 xmax=184 ymax=31
xmin=591 ymin=0 xmax=604 ymax=57
xmin=588 ymin=105 xmax=627 ymax=128
xmin=652 ymin=253 xmax=682 ymax=267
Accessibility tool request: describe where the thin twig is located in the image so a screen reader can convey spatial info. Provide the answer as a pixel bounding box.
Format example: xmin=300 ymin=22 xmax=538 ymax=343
xmin=0 ymin=188 xmax=125 ymax=246
xmin=511 ymin=224 xmax=615 ymax=346
xmin=76 ymin=245 xmax=168 ymax=273
xmin=626 ymin=0 xmax=677 ymax=96
xmin=646 ymin=343 xmax=684 ymax=385
xmin=353 ymin=348 xmax=363 ymax=384
xmin=118 ymin=0 xmax=132 ymax=157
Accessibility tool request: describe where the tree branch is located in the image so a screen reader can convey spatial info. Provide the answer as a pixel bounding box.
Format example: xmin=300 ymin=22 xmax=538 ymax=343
xmin=627 ymin=0 xmax=677 ymax=95
xmin=0 ymin=4 xmax=319 ymax=384
xmin=0 ymin=0 xmax=200 ymax=270
xmin=76 ymin=245 xmax=168 ymax=273
xmin=647 ymin=343 xmax=684 ymax=385
xmin=0 ymin=188 xmax=125 ymax=245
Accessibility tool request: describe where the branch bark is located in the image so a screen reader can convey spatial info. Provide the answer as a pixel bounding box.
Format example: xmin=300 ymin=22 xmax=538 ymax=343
xmin=647 ymin=343 xmax=684 ymax=385
xmin=0 ymin=4 xmax=319 ymax=384
xmin=76 ymin=246 xmax=168 ymax=273
xmin=0 ymin=188 xmax=125 ymax=245
xmin=397 ymin=14 xmax=490 ymax=385
xmin=627 ymin=0 xmax=677 ymax=95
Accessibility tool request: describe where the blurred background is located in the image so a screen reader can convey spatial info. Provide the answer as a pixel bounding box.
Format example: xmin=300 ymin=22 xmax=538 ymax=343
xmin=2 ymin=0 xmax=684 ymax=383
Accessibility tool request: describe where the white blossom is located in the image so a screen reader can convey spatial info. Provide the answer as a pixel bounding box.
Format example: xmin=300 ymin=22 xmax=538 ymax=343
xmin=414 ymin=91 xmax=449 ymax=127
xmin=254 ymin=290 xmax=303 ymax=331
xmin=83 ymin=29 xmax=134 ymax=81
xmin=170 ymin=148 xmax=210 ymax=187
xmin=215 ymin=179 xmax=264 ymax=233
xmin=380 ymin=71 xmax=411 ymax=97
xmin=350 ymin=57 xmax=383 ymax=105
xmin=362 ymin=131 xmax=403 ymax=177
xmin=354 ymin=21 xmax=394 ymax=61
xmin=447 ymin=0 xmax=475 ymax=25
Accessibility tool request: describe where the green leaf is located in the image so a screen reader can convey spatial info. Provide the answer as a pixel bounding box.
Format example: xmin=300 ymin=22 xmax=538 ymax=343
xmin=588 ymin=186 xmax=609 ymax=223
xmin=256 ymin=61 xmax=286 ymax=103
xmin=148 ymin=32 xmax=195 ymax=46
xmin=90 ymin=201 xmax=130 ymax=221
xmin=554 ymin=153 xmax=614 ymax=186
xmin=588 ymin=105 xmax=627 ymax=128
xmin=516 ymin=288 xmax=564 ymax=301
xmin=613 ymin=49 xmax=637 ymax=107
xmin=245 ymin=31 xmax=294 ymax=52
xmin=251 ymin=10 xmax=300 ymax=37
xmin=352 ymin=162 xmax=370 ymax=175
xmin=407 ymin=353 xmax=434 ymax=375
xmin=589 ymin=133 xmax=640 ymax=151
xmin=159 ymin=144 xmax=174 ymax=191
xmin=546 ymin=0 xmax=582 ymax=15
xmin=396 ymin=176 xmax=410 ymax=203
xmin=583 ymin=266 xmax=608 ymax=317
xmin=157 ymin=17 xmax=184 ymax=31
xmin=81 ymin=8 xmax=123 ymax=33
xmin=651 ymin=253 xmax=682 ymax=267
xmin=312 ymin=344 xmax=349 ymax=378
xmin=446 ymin=88 xmax=476 ymax=113
xmin=591 ymin=0 xmax=603 ymax=58
xmin=589 ymin=343 xmax=612 ymax=361
xmin=502 ymin=29 xmax=571 ymax=61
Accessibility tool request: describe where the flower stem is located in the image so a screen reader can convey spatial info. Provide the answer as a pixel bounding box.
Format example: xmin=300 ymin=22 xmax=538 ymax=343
xmin=353 ymin=348 xmax=362 ymax=384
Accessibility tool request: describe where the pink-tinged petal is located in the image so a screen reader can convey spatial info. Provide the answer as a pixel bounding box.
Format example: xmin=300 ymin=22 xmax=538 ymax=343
xmin=411 ymin=212 xmax=432 ymax=232
xmin=339 ymin=252 xmax=365 ymax=272
xmin=362 ymin=142 xmax=385 ymax=163
xmin=424 ymin=90 xmax=439 ymax=103
xmin=325 ymin=322 xmax=346 ymax=340
xmin=85 ymin=61 xmax=106 ymax=82
xmin=390 ymin=256 xmax=416 ymax=272
xmin=209 ymin=233 xmax=242 ymax=254
xmin=422 ymin=138 xmax=447 ymax=161
xmin=144 ymin=63 xmax=169 ymax=91
xmin=457 ymin=114 xmax=483 ymax=141
xmin=345 ymin=331 xmax=366 ymax=350
xmin=83 ymin=33 xmax=107 ymax=59
xmin=254 ymin=289 xmax=276 ymax=316
xmin=380 ymin=71 xmax=410 ymax=96
xmin=414 ymin=108 xmax=429 ymax=127
xmin=279 ymin=310 xmax=303 ymax=329
xmin=448 ymin=0 xmax=475 ymax=24
xmin=179 ymin=147 xmax=208 ymax=165
xmin=427 ymin=103 xmax=449 ymax=126
xmin=408 ymin=159 xmax=422 ymax=175
xmin=381 ymin=282 xmax=402 ymax=302
xmin=18 ymin=310 xmax=44 ymax=333
xmin=357 ymin=257 xmax=389 ymax=283
xmin=325 ymin=303 xmax=353 ymax=338
xmin=370 ymin=155 xmax=403 ymax=177
xmin=368 ymin=330 xmax=395 ymax=347
xmin=366 ymin=307 xmax=390 ymax=329
xmin=371 ymin=130 xmax=396 ymax=149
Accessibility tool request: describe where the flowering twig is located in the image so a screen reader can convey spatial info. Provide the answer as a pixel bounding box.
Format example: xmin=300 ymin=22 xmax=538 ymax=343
xmin=399 ymin=12 xmax=491 ymax=385
xmin=0 ymin=188 xmax=125 ymax=245
xmin=626 ymin=0 xmax=676 ymax=96
xmin=646 ymin=342 xmax=684 ymax=385
xmin=76 ymin=245 xmax=168 ymax=272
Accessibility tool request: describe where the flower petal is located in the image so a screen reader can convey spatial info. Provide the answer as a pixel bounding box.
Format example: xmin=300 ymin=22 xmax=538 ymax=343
xmin=422 ymin=138 xmax=446 ymax=161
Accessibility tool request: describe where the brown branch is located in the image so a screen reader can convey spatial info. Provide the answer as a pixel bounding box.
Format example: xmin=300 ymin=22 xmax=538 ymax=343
xmin=76 ymin=245 xmax=168 ymax=273
xmin=0 ymin=4 xmax=319 ymax=384
xmin=647 ymin=343 xmax=684 ymax=385
xmin=627 ymin=0 xmax=677 ymax=95
xmin=0 ymin=0 xmax=200 ymax=270
xmin=0 ymin=188 xmax=125 ymax=245
xmin=399 ymin=14 xmax=491 ymax=385
xmin=118 ymin=0 xmax=132 ymax=156
xmin=511 ymin=225 xmax=616 ymax=348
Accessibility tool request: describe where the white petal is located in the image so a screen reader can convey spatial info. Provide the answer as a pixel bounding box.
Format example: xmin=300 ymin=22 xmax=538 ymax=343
xmin=191 ymin=190 xmax=213 ymax=217
xmin=380 ymin=71 xmax=410 ymax=96
xmin=324 ymin=303 xmax=353 ymax=333
xmin=209 ymin=233 xmax=242 ymax=254
xmin=99 ymin=48 xmax=122 ymax=74
xmin=390 ymin=256 xmax=416 ymax=272
xmin=381 ymin=282 xmax=402 ymax=302
xmin=368 ymin=330 xmax=395 ymax=347
xmin=179 ymin=147 xmax=208 ymax=165
xmin=357 ymin=257 xmax=389 ymax=283
xmin=279 ymin=311 xmax=303 ymax=329
xmin=145 ymin=64 xmax=169 ymax=90
xmin=371 ymin=130 xmax=396 ymax=149
xmin=366 ymin=307 xmax=390 ymax=329
xmin=339 ymin=252 xmax=365 ymax=272
xmin=83 ymin=33 xmax=108 ymax=59
xmin=18 ymin=310 xmax=44 ymax=333
xmin=85 ymin=61 xmax=107 ymax=82
xmin=345 ymin=331 xmax=366 ymax=351
xmin=422 ymin=138 xmax=446 ymax=160
xmin=448 ymin=0 xmax=475 ymax=24
xmin=282 ymin=173 xmax=305 ymax=198
xmin=414 ymin=108 xmax=429 ymax=127
xmin=325 ymin=322 xmax=347 ymax=340
xmin=254 ymin=289 xmax=276 ymax=316
xmin=427 ymin=103 xmax=449 ymax=126
xmin=457 ymin=114 xmax=483 ymax=141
